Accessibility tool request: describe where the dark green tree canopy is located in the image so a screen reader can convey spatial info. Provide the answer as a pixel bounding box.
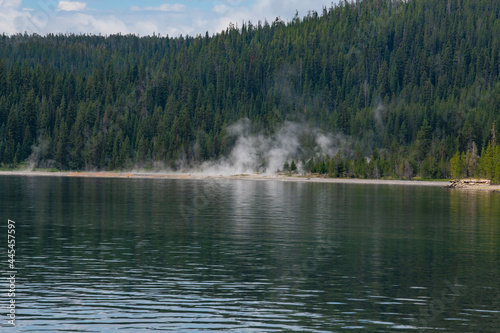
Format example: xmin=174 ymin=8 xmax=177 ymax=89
xmin=0 ymin=0 xmax=499 ymax=181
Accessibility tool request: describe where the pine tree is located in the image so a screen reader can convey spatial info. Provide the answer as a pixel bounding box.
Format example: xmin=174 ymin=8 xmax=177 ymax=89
xmin=283 ymin=160 xmax=290 ymax=172
xmin=450 ymin=151 xmax=462 ymax=180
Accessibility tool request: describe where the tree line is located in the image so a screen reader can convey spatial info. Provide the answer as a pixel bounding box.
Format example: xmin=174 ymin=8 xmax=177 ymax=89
xmin=282 ymin=122 xmax=500 ymax=182
xmin=0 ymin=0 xmax=499 ymax=181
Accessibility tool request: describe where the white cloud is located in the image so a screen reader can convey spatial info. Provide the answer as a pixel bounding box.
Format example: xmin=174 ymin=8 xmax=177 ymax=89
xmin=131 ymin=3 xmax=185 ymax=12
xmin=58 ymin=1 xmax=87 ymax=12
xmin=0 ymin=0 xmax=337 ymax=37
xmin=210 ymin=0 xmax=331 ymax=34
xmin=0 ymin=0 xmax=30 ymax=35
xmin=0 ymin=0 xmax=22 ymax=8
xmin=212 ymin=5 xmax=228 ymax=14
xmin=133 ymin=21 xmax=159 ymax=35
xmin=47 ymin=13 xmax=130 ymax=35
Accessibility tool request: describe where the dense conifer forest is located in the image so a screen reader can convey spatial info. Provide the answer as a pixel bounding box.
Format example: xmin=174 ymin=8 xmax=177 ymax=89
xmin=1 ymin=0 xmax=500 ymax=180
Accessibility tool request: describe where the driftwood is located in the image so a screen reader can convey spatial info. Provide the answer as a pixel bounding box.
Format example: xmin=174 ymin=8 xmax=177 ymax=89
xmin=446 ymin=178 xmax=491 ymax=188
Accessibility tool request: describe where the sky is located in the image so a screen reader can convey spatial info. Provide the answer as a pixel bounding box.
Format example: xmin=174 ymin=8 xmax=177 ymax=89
xmin=0 ymin=0 xmax=335 ymax=37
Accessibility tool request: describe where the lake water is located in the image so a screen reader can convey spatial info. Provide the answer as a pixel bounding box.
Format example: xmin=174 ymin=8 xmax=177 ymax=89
xmin=1 ymin=176 xmax=499 ymax=332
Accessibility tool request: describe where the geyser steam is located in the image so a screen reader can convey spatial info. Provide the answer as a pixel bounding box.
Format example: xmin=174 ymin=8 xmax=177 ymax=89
xmin=191 ymin=118 xmax=351 ymax=176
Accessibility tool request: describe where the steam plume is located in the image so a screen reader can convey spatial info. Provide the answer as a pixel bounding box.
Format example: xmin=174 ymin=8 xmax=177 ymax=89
xmin=190 ymin=118 xmax=352 ymax=176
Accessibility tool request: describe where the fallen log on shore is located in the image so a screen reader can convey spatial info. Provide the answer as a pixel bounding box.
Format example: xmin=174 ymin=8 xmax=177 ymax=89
xmin=446 ymin=178 xmax=491 ymax=188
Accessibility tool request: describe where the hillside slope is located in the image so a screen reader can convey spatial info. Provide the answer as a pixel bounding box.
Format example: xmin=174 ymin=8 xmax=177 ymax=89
xmin=0 ymin=0 xmax=499 ymax=179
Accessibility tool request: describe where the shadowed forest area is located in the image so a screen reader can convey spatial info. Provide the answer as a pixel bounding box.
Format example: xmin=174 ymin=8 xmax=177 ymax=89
xmin=0 ymin=0 xmax=499 ymax=181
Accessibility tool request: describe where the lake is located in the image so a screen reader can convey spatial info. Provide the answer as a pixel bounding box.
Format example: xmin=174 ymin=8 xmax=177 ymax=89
xmin=1 ymin=176 xmax=499 ymax=332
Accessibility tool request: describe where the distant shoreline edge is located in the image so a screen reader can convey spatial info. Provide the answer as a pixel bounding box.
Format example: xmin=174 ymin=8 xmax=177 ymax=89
xmin=2 ymin=170 xmax=500 ymax=191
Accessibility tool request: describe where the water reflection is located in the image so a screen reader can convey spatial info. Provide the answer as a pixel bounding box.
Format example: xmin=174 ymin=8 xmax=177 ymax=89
xmin=0 ymin=176 xmax=498 ymax=332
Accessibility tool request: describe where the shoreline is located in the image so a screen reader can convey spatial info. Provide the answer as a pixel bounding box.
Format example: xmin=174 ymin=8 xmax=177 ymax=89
xmin=1 ymin=170 xmax=499 ymax=190
xmin=0 ymin=170 xmax=443 ymax=186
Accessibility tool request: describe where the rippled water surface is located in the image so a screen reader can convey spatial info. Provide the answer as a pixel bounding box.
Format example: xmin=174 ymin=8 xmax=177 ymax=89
xmin=1 ymin=176 xmax=499 ymax=332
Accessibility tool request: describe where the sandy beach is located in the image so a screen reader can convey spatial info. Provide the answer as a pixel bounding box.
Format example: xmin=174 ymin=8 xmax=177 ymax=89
xmin=1 ymin=170 xmax=500 ymax=191
xmin=0 ymin=170 xmax=500 ymax=193
xmin=0 ymin=170 xmax=438 ymax=184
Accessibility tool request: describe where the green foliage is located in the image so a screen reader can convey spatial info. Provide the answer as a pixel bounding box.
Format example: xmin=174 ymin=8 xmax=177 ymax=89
xmin=416 ymin=120 xmax=432 ymax=162
xmin=477 ymin=142 xmax=500 ymax=183
xmin=0 ymin=0 xmax=499 ymax=178
xmin=450 ymin=151 xmax=463 ymax=180
xmin=283 ymin=160 xmax=290 ymax=172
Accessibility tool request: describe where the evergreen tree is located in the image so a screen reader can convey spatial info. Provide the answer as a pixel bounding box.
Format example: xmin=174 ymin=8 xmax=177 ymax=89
xmin=450 ymin=151 xmax=463 ymax=180
xmin=0 ymin=0 xmax=499 ymax=177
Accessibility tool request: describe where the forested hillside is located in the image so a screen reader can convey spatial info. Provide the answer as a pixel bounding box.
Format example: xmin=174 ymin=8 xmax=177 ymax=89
xmin=1 ymin=0 xmax=500 ymax=180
